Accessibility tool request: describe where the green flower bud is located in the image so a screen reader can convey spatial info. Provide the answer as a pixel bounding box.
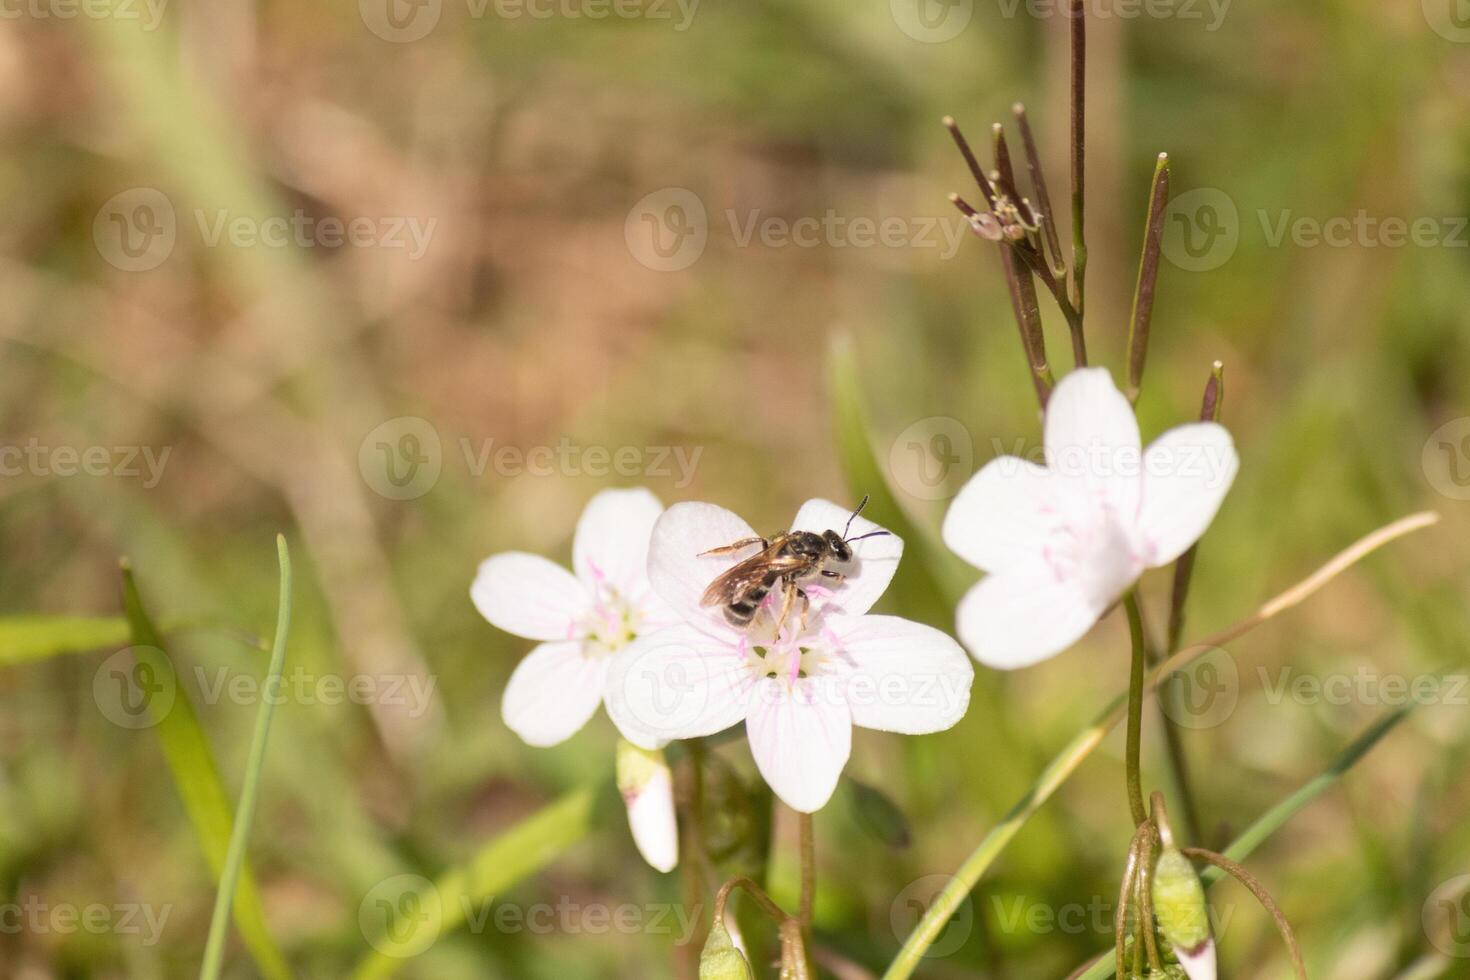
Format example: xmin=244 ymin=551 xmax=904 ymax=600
xmin=1151 ymin=848 xmax=1208 ymax=950
xmin=699 ymin=918 xmax=754 ymax=980
xmin=1151 ymin=848 xmax=1216 ymax=980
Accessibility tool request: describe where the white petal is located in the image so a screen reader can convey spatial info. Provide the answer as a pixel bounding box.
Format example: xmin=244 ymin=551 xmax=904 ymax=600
xmin=941 ymin=457 xmax=1058 ymax=574
xmin=500 ymin=641 xmax=607 ymax=747
xmin=954 ymin=569 xmax=1105 ymax=669
xmin=616 ymin=741 xmax=679 ymax=872
xmin=828 ymin=615 xmax=974 ymax=734
xmin=572 ymin=488 xmax=665 ymax=593
xmin=1175 ymin=938 xmax=1217 ymax=980
xmin=1136 ymin=423 xmax=1238 ymax=566
xmin=789 ymin=498 xmax=903 ymax=617
xmin=604 ymin=623 xmax=753 ymax=749
xmin=471 ymin=553 xmax=588 ymax=641
xmin=745 ymin=677 xmax=851 ymax=813
xmin=647 ymin=502 xmax=762 ymax=641
xmin=1043 ymin=367 xmax=1143 ymax=520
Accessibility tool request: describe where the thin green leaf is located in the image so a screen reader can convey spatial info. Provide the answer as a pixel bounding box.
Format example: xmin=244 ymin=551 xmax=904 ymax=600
xmin=1070 ymin=702 xmax=1415 ymax=979
xmin=200 ymin=536 xmax=293 ymax=980
xmin=350 ymin=784 xmax=602 ymax=980
xmin=120 ymin=561 xmax=292 ymax=980
xmin=881 ymin=693 xmax=1122 ymax=980
xmin=0 ymin=615 xmax=129 ymax=665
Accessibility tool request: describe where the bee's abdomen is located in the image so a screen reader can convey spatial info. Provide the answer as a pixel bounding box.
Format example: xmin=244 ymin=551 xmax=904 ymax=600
xmin=724 ymin=602 xmax=758 ymax=626
xmin=724 ymin=577 xmax=777 ymax=627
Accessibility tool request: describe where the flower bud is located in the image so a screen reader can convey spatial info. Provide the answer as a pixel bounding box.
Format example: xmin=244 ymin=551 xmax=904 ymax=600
xmin=1151 ymin=847 xmax=1216 ymax=980
xmin=969 ymin=213 xmax=1005 ymax=241
xmin=616 ymin=740 xmax=679 ymax=872
xmin=699 ymin=917 xmax=754 ymax=980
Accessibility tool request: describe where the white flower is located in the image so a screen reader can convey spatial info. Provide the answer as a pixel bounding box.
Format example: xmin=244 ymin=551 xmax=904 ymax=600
xmin=942 ymin=367 xmax=1238 ymax=669
xmin=471 ymin=488 xmax=675 ymax=747
xmin=616 ymin=740 xmax=679 ymax=873
xmin=606 ymin=499 xmax=974 ymax=813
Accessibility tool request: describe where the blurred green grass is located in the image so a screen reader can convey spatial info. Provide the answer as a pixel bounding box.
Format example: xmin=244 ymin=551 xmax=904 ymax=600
xmin=1 ymin=0 xmax=1469 ymax=976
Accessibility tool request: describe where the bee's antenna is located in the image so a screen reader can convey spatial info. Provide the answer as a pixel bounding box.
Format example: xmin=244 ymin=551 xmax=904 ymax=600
xmin=845 ymin=529 xmax=891 ymax=544
xmin=843 ymin=494 xmax=871 ymax=539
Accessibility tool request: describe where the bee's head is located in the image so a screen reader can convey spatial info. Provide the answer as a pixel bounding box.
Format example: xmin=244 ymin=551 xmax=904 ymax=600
xmin=822 ymin=529 xmax=853 ymax=563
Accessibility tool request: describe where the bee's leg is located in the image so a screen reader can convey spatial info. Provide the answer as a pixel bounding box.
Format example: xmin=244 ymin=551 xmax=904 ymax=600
xmin=773 ymin=578 xmax=797 ymax=637
xmin=697 ymin=537 xmax=768 ymax=557
xmin=796 ymin=588 xmax=810 ymax=633
xmin=814 ymin=569 xmax=844 ymax=600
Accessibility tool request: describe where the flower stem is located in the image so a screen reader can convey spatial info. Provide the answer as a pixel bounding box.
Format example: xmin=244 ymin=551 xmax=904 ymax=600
xmin=1183 ymin=848 xmax=1307 ymax=979
xmin=1068 ymin=0 xmax=1087 ymax=318
xmin=1114 ymin=823 xmax=1147 ymax=978
xmin=797 ymin=811 xmax=815 ymax=929
xmin=712 ymin=876 xmax=788 ymax=926
xmin=1134 ymin=829 xmax=1164 ymax=971
xmin=779 ymin=917 xmax=814 ymax=979
xmin=677 ymin=744 xmax=711 ymax=979
xmin=1153 ymin=362 xmax=1228 ymax=848
xmin=1124 ymin=592 xmax=1148 ymax=827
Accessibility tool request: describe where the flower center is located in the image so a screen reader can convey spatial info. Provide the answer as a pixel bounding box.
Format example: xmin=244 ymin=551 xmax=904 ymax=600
xmin=745 ymin=642 xmax=822 ymax=682
xmin=577 ymin=586 xmax=641 ymax=657
xmin=1040 ymin=502 xmax=1146 ymax=607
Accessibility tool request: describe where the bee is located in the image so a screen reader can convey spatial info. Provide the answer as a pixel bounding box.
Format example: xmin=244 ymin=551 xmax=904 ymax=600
xmin=698 ymin=496 xmax=891 ymax=633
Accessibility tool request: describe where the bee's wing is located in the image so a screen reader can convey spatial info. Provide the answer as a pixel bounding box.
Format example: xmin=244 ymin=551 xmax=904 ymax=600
xmin=699 ymin=552 xmax=808 ymax=607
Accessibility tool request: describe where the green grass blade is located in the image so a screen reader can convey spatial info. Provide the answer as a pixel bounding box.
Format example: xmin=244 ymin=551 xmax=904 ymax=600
xmin=0 ymin=615 xmax=129 ymax=665
xmin=120 ymin=560 xmax=293 ymax=980
xmin=350 ymin=784 xmax=602 ymax=980
xmin=1071 ymin=702 xmax=1416 ymax=980
xmin=881 ymin=692 xmax=1124 ymax=980
xmin=1205 ymin=703 xmax=1413 ymax=878
xmin=200 ymin=536 xmax=293 ymax=980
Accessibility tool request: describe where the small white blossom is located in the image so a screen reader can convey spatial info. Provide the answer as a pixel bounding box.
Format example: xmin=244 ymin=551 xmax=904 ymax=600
xmin=607 ymin=499 xmax=973 ymax=813
xmin=942 ymin=367 xmax=1238 ymax=669
xmin=471 ymin=488 xmax=675 ymax=747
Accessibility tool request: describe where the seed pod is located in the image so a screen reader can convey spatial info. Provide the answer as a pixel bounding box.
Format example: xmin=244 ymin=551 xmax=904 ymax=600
xmin=699 ymin=916 xmax=754 ymax=980
xmin=1151 ymin=848 xmax=1216 ymax=980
